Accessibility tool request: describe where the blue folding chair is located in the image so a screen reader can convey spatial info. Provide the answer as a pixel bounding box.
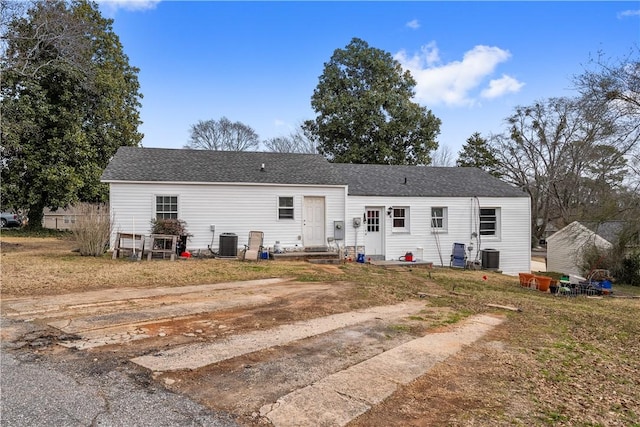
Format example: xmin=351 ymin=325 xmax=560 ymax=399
xmin=450 ymin=243 xmax=467 ymax=268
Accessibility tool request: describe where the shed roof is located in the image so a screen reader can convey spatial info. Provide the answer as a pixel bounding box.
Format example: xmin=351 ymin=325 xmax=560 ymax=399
xmin=333 ymin=163 xmax=525 ymax=197
xmin=101 ymin=147 xmax=346 ymax=186
xmin=548 ymin=220 xmax=631 ymax=246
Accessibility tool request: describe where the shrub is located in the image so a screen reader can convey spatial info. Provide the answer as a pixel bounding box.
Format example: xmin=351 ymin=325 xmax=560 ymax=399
xmin=579 ymin=244 xmax=614 ymax=276
xmin=70 ymin=203 xmax=112 ymax=256
xmin=149 ymin=218 xmax=192 ymax=237
xmin=613 ymin=253 xmax=640 ymax=286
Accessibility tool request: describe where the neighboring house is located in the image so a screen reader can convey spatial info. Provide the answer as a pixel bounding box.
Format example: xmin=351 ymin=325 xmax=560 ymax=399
xmin=101 ymin=147 xmax=531 ymax=274
xmin=537 ymin=221 xmax=559 ymax=246
xmin=546 ymin=221 xmax=627 ymax=277
xmin=43 ymin=207 xmax=80 ymax=230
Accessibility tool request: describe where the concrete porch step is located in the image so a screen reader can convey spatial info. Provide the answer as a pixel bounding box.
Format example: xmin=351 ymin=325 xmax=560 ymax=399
xmin=304 ymin=246 xmax=328 ymax=252
xmin=272 ymin=251 xmax=340 ymax=262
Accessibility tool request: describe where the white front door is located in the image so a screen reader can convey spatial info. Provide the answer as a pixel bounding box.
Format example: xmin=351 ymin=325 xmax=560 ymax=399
xmin=303 ymin=196 xmax=325 ymax=247
xmin=364 ymin=207 xmax=384 ymax=257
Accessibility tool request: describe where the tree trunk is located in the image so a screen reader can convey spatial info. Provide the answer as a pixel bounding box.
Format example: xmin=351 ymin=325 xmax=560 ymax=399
xmin=26 ymin=202 xmax=46 ymax=230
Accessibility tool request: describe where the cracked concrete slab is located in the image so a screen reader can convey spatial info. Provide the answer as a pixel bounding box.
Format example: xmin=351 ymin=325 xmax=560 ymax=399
xmin=131 ymin=301 xmax=428 ymax=372
xmin=260 ymin=314 xmax=504 ymax=427
xmin=2 ymin=277 xmax=290 ymax=317
xmin=48 ymin=294 xmax=272 ymax=335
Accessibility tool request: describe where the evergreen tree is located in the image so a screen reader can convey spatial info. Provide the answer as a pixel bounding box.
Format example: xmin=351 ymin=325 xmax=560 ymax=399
xmin=1 ymin=0 xmax=142 ymax=228
xmin=456 ymin=132 xmax=501 ymax=177
xmin=303 ymin=38 xmax=440 ymax=165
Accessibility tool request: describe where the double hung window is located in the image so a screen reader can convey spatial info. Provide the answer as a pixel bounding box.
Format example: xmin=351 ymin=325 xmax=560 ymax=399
xmin=156 ymin=196 xmax=178 ymax=219
xmin=392 ymin=207 xmax=409 ymax=232
xmin=431 ymin=207 xmax=447 ymax=231
xmin=278 ymin=196 xmax=294 ymax=220
xmin=480 ymin=208 xmax=498 ymax=236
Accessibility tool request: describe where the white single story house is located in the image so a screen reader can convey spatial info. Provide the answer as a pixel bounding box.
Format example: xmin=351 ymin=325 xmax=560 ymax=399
xmin=546 ymin=220 xmax=627 ymax=277
xmin=101 ymin=147 xmax=531 ymax=274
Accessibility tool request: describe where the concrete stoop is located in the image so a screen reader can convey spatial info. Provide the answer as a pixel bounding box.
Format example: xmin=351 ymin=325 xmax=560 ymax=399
xmin=272 ymin=251 xmax=341 ymax=262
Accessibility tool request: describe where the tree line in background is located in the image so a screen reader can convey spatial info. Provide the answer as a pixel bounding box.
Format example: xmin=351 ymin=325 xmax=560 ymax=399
xmin=1 ymin=2 xmax=638 ymax=280
xmin=458 ymin=50 xmax=640 ymax=281
xmin=496 ymin=52 xmax=638 ymax=244
xmin=185 ymin=117 xmax=317 ymax=154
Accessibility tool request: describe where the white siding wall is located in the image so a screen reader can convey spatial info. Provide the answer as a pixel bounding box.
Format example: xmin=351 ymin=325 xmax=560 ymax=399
xmin=109 ymin=182 xmax=346 ymax=252
xmin=345 ymin=195 xmax=530 ymax=275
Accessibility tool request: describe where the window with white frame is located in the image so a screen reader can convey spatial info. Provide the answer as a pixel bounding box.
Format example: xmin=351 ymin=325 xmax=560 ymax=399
xmin=278 ymin=196 xmax=294 ymax=220
xmin=479 ymin=208 xmax=499 ymax=236
xmin=156 ymin=195 xmax=178 ymax=219
xmin=392 ymin=207 xmax=409 ymax=232
xmin=431 ymin=207 xmax=447 ymax=231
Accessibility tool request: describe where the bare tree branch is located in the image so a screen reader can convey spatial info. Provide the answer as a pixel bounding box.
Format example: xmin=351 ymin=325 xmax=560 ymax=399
xmin=430 ymin=144 xmax=454 ymax=166
xmin=185 ymin=117 xmax=259 ymax=151
xmin=492 ymin=96 xmax=636 ymax=242
xmin=263 ymin=125 xmax=317 ymax=154
xmin=2 ymin=0 xmax=93 ymax=79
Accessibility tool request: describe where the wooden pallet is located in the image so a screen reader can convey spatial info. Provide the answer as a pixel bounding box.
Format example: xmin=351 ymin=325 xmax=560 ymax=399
xmin=112 ymin=233 xmax=145 ymax=260
xmin=147 ymin=234 xmax=177 ymax=261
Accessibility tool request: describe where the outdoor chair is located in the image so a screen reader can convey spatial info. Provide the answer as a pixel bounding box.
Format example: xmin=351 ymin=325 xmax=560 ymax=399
xmin=450 ymin=243 xmax=467 ymax=268
xmin=242 ymin=231 xmax=264 ymax=261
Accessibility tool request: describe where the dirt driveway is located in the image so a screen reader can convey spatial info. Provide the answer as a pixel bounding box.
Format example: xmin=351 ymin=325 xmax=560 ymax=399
xmin=1 ymin=271 xmax=506 ymax=426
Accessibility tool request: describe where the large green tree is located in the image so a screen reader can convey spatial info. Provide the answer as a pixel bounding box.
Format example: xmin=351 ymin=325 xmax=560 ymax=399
xmin=456 ymin=132 xmax=501 ymax=177
xmin=303 ymin=38 xmax=441 ymax=165
xmin=1 ymin=0 xmax=142 ymax=228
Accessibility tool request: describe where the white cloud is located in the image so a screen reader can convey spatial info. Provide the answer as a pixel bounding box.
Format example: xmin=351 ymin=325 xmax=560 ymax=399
xmin=406 ymin=19 xmax=420 ymax=30
xmin=481 ymin=75 xmax=525 ymax=99
xmin=617 ymin=9 xmax=640 ymax=18
xmin=394 ymin=43 xmax=522 ymax=107
xmin=395 ymin=41 xmax=440 ymax=68
xmin=99 ymin=0 xmax=160 ymax=13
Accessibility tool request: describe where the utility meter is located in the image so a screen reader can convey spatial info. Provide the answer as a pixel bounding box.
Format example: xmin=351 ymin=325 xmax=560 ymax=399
xmin=334 ymin=221 xmax=345 ymax=240
xmin=353 ymin=217 xmax=362 ymax=228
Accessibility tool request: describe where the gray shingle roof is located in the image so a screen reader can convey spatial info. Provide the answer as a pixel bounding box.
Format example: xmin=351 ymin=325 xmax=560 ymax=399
xmin=101 ymin=147 xmax=526 ymax=198
xmin=100 ymin=147 xmax=346 ymax=186
xmin=580 ymin=221 xmax=626 ymax=244
xmin=333 ymin=163 xmax=526 ymax=197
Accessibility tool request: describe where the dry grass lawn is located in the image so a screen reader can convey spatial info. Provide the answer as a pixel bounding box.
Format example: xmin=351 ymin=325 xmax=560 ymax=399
xmin=2 ymin=233 xmax=640 ymax=426
xmin=1 ymin=235 xmax=345 ymax=297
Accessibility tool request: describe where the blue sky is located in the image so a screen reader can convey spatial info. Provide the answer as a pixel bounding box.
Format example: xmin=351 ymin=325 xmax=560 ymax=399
xmin=99 ymin=1 xmax=640 ymax=159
